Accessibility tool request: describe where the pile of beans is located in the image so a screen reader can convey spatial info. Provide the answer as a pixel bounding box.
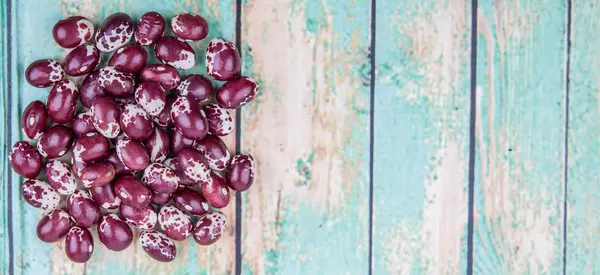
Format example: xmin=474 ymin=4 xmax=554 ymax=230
xmin=9 ymin=11 xmax=257 ymax=263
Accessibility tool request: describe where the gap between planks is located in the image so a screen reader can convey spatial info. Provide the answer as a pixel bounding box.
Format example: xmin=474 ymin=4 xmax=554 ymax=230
xmin=368 ymin=0 xmax=376 ymax=274
xmin=467 ymin=0 xmax=478 ymax=274
xmin=234 ymin=0 xmax=242 ymax=274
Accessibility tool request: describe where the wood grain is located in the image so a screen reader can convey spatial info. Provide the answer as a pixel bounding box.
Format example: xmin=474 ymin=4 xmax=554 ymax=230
xmin=1 ymin=1 xmax=12 ymax=272
xmin=372 ymin=0 xmax=471 ymax=274
xmin=5 ymin=0 xmax=238 ymax=274
xmin=567 ymin=1 xmax=600 ymax=273
xmin=239 ymin=0 xmax=371 ymax=274
xmin=5 ymin=0 xmax=597 ymax=274
xmin=473 ymin=0 xmax=566 ymax=274
xmin=9 ymin=2 xmax=62 ymax=273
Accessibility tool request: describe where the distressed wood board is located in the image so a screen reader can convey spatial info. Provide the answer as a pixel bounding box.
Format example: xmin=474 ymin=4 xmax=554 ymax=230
xmin=372 ymin=0 xmax=471 ymax=274
xmin=567 ymin=1 xmax=600 ymax=273
xmin=473 ymin=0 xmax=566 ymax=274
xmin=1 ymin=0 xmax=599 ymax=274
xmin=239 ymin=0 xmax=371 ymax=274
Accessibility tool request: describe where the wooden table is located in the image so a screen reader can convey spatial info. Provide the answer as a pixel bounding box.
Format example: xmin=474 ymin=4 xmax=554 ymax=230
xmin=1 ymin=0 xmax=598 ymax=274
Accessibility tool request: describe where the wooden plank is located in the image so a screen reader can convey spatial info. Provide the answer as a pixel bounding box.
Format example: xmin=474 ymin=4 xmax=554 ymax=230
xmin=473 ymin=0 xmax=566 ymax=274
xmin=1 ymin=1 xmax=12 ymax=273
xmin=8 ymin=1 xmax=61 ymax=273
xmin=7 ymin=0 xmax=237 ymax=274
xmin=567 ymin=1 xmax=600 ymax=273
xmin=372 ymin=1 xmax=471 ymax=274
xmin=239 ymin=0 xmax=371 ymax=274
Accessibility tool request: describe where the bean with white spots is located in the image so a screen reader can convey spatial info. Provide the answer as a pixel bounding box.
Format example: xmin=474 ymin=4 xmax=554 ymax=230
xmin=120 ymin=203 xmax=157 ymax=230
xmin=163 ymin=157 xmax=196 ymax=187
xmin=113 ymin=176 xmax=152 ymax=208
xmin=37 ymin=209 xmax=72 ymax=243
xmin=67 ymin=189 xmax=102 ymax=228
xmin=53 ymin=16 xmax=94 ymax=48
xmin=71 ymin=154 xmax=87 ymax=179
xmin=116 ymin=138 xmax=150 ymax=171
xmin=46 ymin=79 xmax=78 ymax=123
xmin=45 ymin=160 xmax=77 ymax=195
xmin=72 ymin=133 xmax=111 ymax=162
xmin=9 ymin=141 xmax=43 ymax=178
xmin=135 ymin=12 xmax=165 ymax=46
xmin=158 ymin=205 xmax=193 ymax=241
xmin=143 ymin=163 xmax=179 ymax=194
xmin=193 ymin=134 xmax=231 ymax=171
xmin=89 ymin=183 xmax=121 ymax=210
xmin=119 ymin=103 xmax=154 ymax=141
xmin=21 ymin=179 xmax=61 ymax=211
xmin=172 ymin=188 xmax=210 ymax=216
xmin=154 ymin=36 xmax=196 ymax=70
xmin=63 ymin=43 xmax=100 ymax=76
xmin=72 ymin=111 xmax=96 ymax=138
xmin=98 ymin=66 xmax=135 ymax=98
xmin=108 ymin=44 xmax=148 ymax=74
xmin=95 ymin=13 xmax=133 ymax=52
xmin=177 ymin=74 xmax=213 ymax=103
xmin=177 ymin=148 xmax=211 ymax=183
xmin=200 ymin=172 xmax=231 ymax=209
xmin=90 ymin=96 xmax=121 ymax=138
xmin=216 ymin=76 xmax=259 ymax=109
xmin=139 ymin=230 xmax=176 ymax=262
xmin=205 ymin=38 xmax=241 ymax=81
xmin=135 ymin=81 xmax=166 ymax=116
xmin=21 ymin=101 xmax=48 ymax=140
xmin=203 ymin=103 xmax=234 ymax=136
xmin=25 ymin=59 xmax=65 ymax=87
xmin=170 ymin=96 xmax=209 ymax=140
xmin=171 ymin=13 xmax=208 ymax=41
xmin=80 ymin=162 xmax=115 ymax=188
xmin=97 ymin=214 xmax=133 ymax=251
xmin=65 ymin=226 xmax=94 ymax=263
xmin=79 ymin=71 xmax=105 ymax=108
xmin=37 ymin=125 xmax=73 ymax=159
xmin=192 ymin=212 xmax=227 ymax=245
xmin=140 ymin=64 xmax=180 ymax=91
xmin=226 ymin=153 xmax=256 ymax=192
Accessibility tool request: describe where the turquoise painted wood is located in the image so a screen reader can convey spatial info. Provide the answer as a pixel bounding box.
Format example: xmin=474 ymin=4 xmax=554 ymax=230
xmin=473 ymin=0 xmax=566 ymax=274
xmin=567 ymin=1 xmax=600 ymax=273
xmin=1 ymin=1 xmax=11 ymax=273
xmin=9 ymin=2 xmax=62 ymax=273
xmin=3 ymin=0 xmax=600 ymax=274
xmin=373 ymin=0 xmax=471 ymax=274
xmin=239 ymin=0 xmax=371 ymax=274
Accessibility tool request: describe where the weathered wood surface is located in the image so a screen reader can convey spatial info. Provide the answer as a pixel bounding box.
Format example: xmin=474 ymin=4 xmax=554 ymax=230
xmin=239 ymin=0 xmax=371 ymax=274
xmin=2 ymin=0 xmax=600 ymax=274
xmin=372 ymin=0 xmax=471 ymax=274
xmin=567 ymin=1 xmax=600 ymax=273
xmin=1 ymin=1 xmax=12 ymax=273
xmin=473 ymin=0 xmax=567 ymax=274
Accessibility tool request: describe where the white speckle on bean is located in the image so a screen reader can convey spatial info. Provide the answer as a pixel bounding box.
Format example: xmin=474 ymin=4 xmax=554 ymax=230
xmin=168 ymin=49 xmax=195 ymax=70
